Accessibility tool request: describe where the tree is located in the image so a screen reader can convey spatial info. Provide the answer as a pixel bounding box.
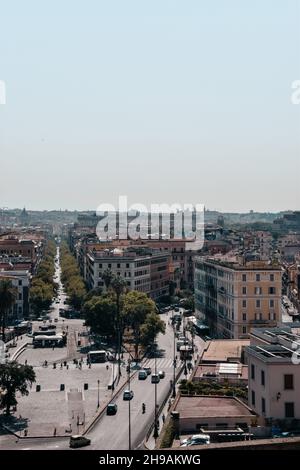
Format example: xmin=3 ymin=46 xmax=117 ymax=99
xmin=140 ymin=312 xmax=166 ymax=348
xmin=0 ymin=361 xmax=36 ymax=414
xmin=111 ymin=275 xmax=127 ymax=377
xmin=123 ymin=291 xmax=157 ymax=360
xmin=101 ymin=269 xmax=114 ymax=290
xmin=83 ymin=295 xmax=116 ymax=338
xmin=0 ymin=279 xmax=17 ymax=341
xmin=30 ymin=279 xmax=53 ymax=314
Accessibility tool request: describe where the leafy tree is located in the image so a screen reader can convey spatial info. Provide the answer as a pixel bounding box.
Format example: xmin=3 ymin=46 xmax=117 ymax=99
xmin=84 ymin=288 xmax=103 ymax=302
xmin=0 ymin=279 xmax=17 ymax=341
xmin=140 ymin=312 xmax=166 ymax=348
xmin=30 ymin=278 xmax=54 ymax=313
xmin=123 ymin=291 xmax=157 ymax=359
xmin=0 ymin=361 xmax=36 ymax=414
xmin=83 ymin=295 xmax=116 ymax=338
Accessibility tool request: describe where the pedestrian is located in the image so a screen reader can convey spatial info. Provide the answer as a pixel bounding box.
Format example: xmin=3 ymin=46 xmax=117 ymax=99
xmin=25 ymin=359 xmax=27 ymax=365
xmin=67 ymin=364 xmax=69 ymax=370
xmin=53 ymin=427 xmax=56 ymax=436
xmin=24 ymin=429 xmax=28 ymax=437
xmin=106 ymin=364 xmax=109 ymax=370
xmin=162 ymin=413 xmax=165 ymax=423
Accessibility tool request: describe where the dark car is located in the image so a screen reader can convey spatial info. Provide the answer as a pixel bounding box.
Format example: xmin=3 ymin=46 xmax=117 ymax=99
xmin=69 ymin=435 xmax=91 ymax=448
xmin=123 ymin=390 xmax=134 ymax=400
xmin=144 ymin=367 xmax=152 ymax=375
xmin=106 ymin=403 xmax=118 ymax=415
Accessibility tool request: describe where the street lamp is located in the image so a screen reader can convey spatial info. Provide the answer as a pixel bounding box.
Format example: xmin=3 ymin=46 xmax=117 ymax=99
xmin=97 ymin=379 xmax=100 ymax=408
xmin=172 ymin=317 xmax=176 ymax=398
xmin=127 ymin=359 xmax=132 ymax=450
xmin=153 ymin=342 xmax=159 ymax=439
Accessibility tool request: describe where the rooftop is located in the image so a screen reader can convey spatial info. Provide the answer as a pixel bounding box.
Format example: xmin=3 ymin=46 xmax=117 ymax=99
xmin=201 ymin=339 xmax=249 ymax=363
xmin=194 ymin=363 xmax=248 ymax=381
xmin=246 ymin=344 xmax=297 ymax=363
xmin=175 ymin=395 xmax=255 ymax=419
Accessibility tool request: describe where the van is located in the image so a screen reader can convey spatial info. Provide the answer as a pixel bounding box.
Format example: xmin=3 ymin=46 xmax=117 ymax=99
xmin=151 ymin=374 xmax=160 ymax=384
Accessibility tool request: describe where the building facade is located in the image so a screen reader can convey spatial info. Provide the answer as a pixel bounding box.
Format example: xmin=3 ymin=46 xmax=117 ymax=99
xmin=194 ymin=257 xmax=282 ymax=339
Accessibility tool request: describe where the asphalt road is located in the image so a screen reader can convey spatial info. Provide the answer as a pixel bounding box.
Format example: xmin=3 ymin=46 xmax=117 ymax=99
xmin=86 ymin=314 xmax=181 ymax=450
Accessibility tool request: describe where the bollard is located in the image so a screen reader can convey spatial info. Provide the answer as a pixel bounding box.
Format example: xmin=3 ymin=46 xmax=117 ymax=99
xmin=36 ymin=384 xmax=41 ymax=392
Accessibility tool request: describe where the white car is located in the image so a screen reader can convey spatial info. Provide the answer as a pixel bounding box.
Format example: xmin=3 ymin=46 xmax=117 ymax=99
xmin=180 ymin=434 xmax=210 ymax=447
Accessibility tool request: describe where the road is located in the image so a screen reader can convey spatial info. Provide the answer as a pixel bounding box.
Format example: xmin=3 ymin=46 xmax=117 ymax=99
xmin=86 ymin=314 xmax=182 ymax=450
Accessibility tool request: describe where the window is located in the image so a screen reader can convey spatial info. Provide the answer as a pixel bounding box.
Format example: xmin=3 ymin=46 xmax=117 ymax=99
xmin=285 ymin=402 xmax=295 ymax=418
xmin=108 ymin=264 xmax=111 ymax=268
xmin=269 ymin=287 xmax=276 ymax=295
xmin=269 ymin=299 xmax=274 ymax=308
xmin=251 ymin=390 xmax=256 ymax=406
xmin=242 ymin=326 xmax=247 ymax=334
xmin=242 ymin=274 xmax=247 ymax=282
xmin=251 ymin=364 xmax=255 ymax=380
xmin=242 ymin=300 xmax=247 ymax=308
xmin=99 ymin=263 xmax=102 ymax=268
xmin=255 ymin=287 xmax=262 ymax=295
xmin=284 ymin=374 xmax=294 ymax=390
xmin=261 ymin=370 xmax=265 ymax=386
xmin=242 ymin=287 xmax=247 ymax=295
xmin=256 ymin=299 xmax=261 ymax=308
xmin=242 ymin=313 xmax=247 ymax=321
xmin=256 ymin=274 xmax=261 ymax=282
xmin=117 ymin=263 xmax=121 ymax=268
xmin=270 ymin=274 xmax=274 ymax=282
xmin=262 ymin=397 xmax=266 ymax=414
xmin=18 ymin=280 xmax=22 ymax=286
xmin=269 ymin=312 xmax=276 ymax=321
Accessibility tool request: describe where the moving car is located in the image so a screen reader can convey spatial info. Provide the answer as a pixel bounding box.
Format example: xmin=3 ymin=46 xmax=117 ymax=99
xmin=180 ymin=434 xmax=210 ymax=447
xmin=158 ymin=370 xmax=165 ymax=379
xmin=69 ymin=435 xmax=91 ymax=448
xmin=123 ymin=390 xmax=134 ymax=400
xmin=54 ymin=318 xmax=58 ymax=323
xmin=144 ymin=367 xmax=152 ymax=375
xmin=106 ymin=403 xmax=118 ymax=415
xmin=151 ymin=374 xmax=160 ymax=384
xmin=138 ymin=370 xmax=148 ymax=380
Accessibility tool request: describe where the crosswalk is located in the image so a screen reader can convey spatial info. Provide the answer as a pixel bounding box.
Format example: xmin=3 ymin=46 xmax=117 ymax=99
xmin=142 ymin=357 xmax=177 ymax=369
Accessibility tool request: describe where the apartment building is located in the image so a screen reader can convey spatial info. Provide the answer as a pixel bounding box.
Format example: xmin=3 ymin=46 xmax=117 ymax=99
xmin=247 ymin=339 xmax=300 ymax=425
xmin=194 ymin=256 xmax=282 ymax=339
xmin=0 ymin=270 xmax=31 ymax=323
xmin=85 ymin=247 xmax=169 ymax=300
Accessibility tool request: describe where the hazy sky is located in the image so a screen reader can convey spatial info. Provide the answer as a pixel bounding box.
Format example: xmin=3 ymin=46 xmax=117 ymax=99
xmin=0 ymin=0 xmax=299 ymax=212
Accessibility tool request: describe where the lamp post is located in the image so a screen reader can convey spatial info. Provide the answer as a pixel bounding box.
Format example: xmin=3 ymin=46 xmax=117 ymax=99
xmin=127 ymin=360 xmax=132 ymax=450
xmin=172 ymin=317 xmax=176 ymax=398
xmin=153 ymin=343 xmax=159 ymax=439
xmin=97 ymin=379 xmax=100 ymax=408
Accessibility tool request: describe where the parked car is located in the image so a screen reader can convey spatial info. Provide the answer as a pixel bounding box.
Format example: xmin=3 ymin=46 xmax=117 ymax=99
xmin=138 ymin=370 xmax=148 ymax=380
xmin=158 ymin=370 xmax=165 ymax=379
xmin=144 ymin=367 xmax=152 ymax=375
xmin=69 ymin=435 xmax=91 ymax=448
xmin=106 ymin=403 xmax=118 ymax=415
xmin=54 ymin=318 xmax=58 ymax=323
xmin=180 ymin=434 xmax=210 ymax=447
xmin=151 ymin=374 xmax=160 ymax=384
xmin=123 ymin=390 xmax=134 ymax=400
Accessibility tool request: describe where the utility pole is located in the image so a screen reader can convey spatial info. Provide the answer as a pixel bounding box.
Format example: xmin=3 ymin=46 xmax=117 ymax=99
xmin=172 ymin=312 xmax=176 ymax=398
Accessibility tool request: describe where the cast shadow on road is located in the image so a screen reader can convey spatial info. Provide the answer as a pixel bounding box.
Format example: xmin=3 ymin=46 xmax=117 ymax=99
xmin=0 ymin=413 xmax=29 ymax=435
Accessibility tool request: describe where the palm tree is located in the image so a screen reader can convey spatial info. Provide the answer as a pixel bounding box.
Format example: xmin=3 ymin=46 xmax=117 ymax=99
xmin=111 ymin=275 xmax=127 ymax=378
xmin=0 ymin=279 xmax=17 ymax=342
xmin=101 ymin=269 xmax=114 ymax=290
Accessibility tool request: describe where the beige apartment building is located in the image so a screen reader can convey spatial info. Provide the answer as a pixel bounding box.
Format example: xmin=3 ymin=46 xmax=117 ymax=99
xmin=194 ymin=256 xmax=282 ymax=339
